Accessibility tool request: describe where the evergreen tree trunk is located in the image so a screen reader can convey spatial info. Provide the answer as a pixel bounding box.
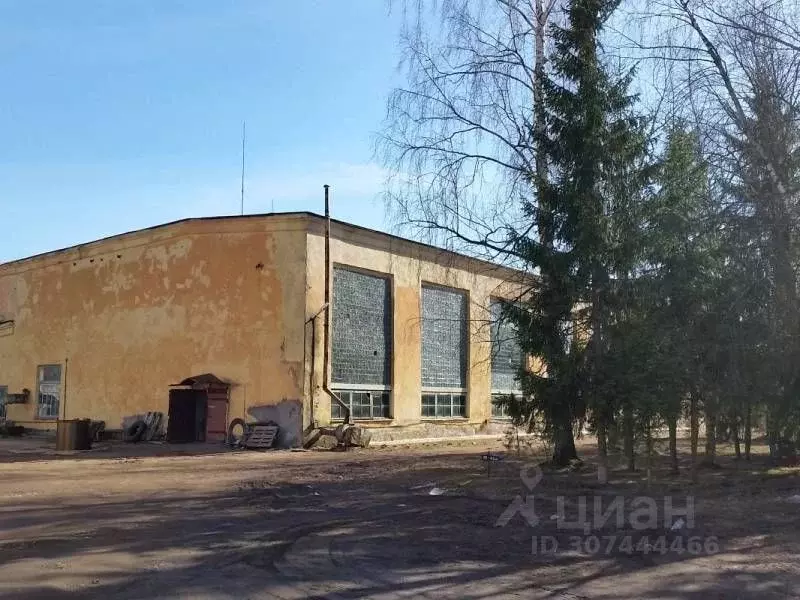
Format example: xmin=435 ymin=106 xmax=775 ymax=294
xmin=766 ymin=411 xmax=780 ymax=458
xmin=690 ymin=391 xmax=699 ymax=483
xmin=591 ymin=261 xmax=609 ymax=484
xmin=772 ymin=221 xmax=798 ymax=427
xmin=597 ymin=419 xmax=609 ymax=484
xmin=534 ymin=0 xmax=583 ymax=470
xmin=745 ymin=401 xmax=752 ymax=461
xmin=645 ymin=420 xmax=654 ymax=488
xmin=624 ymin=402 xmax=635 ymax=471
xmin=551 ymin=407 xmax=578 ymax=466
xmin=704 ymin=396 xmax=717 ymax=466
xmin=733 ymin=412 xmax=741 ymax=460
xmin=668 ymin=413 xmax=679 ymax=475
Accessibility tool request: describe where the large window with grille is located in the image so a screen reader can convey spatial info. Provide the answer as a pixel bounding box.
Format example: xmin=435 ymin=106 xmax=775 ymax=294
xmin=421 ymin=285 xmax=468 ymax=418
xmin=330 ymin=267 xmax=392 ymax=420
xmin=331 ymin=390 xmax=391 ymax=420
xmin=490 ymin=299 xmax=524 ymax=419
xmin=37 ymin=365 xmax=62 ymax=419
xmin=421 ymin=392 xmax=466 ymax=418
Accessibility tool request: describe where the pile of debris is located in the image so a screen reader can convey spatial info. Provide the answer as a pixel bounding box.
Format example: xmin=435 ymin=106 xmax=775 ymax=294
xmin=123 ymin=412 xmax=164 ymax=443
xmin=227 ymin=418 xmax=280 ymax=450
xmin=303 ymin=423 xmax=372 ymax=450
xmin=0 ymin=421 xmax=25 ymax=437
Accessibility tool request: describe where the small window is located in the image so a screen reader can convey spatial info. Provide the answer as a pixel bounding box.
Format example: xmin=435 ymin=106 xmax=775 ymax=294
xmin=0 ymin=386 xmax=7 ymax=421
xmin=491 ymin=393 xmax=512 ymax=419
xmin=37 ymin=365 xmax=62 ymax=419
xmin=421 ymin=392 xmax=466 ymax=418
xmin=331 ymin=390 xmax=391 ymax=420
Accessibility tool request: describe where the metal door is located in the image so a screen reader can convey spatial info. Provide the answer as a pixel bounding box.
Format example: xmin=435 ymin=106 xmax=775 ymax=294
xmin=167 ymin=389 xmax=198 ymax=443
xmin=206 ymin=392 xmax=228 ymax=441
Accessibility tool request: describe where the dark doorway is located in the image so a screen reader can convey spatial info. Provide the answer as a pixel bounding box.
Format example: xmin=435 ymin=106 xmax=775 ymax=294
xmin=167 ymin=389 xmax=207 ymax=443
xmin=168 ymin=374 xmax=230 ymax=443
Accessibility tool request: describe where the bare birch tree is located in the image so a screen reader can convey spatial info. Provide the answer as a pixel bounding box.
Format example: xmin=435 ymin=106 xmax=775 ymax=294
xmin=381 ymin=0 xmax=556 ymax=262
xmin=622 ymin=0 xmax=800 ymax=456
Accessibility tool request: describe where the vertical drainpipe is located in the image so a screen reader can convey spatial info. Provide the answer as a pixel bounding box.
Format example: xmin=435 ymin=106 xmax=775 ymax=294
xmin=323 ymin=184 xmax=331 ymax=391
xmin=62 ymin=357 xmax=69 ymax=421
xmin=322 ymin=185 xmax=351 ymax=424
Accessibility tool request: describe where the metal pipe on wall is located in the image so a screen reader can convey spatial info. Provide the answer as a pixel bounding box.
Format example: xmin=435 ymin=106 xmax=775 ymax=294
xmin=62 ymin=357 xmax=69 ymax=420
xmin=304 ymin=301 xmax=328 ymax=430
xmin=322 ymin=185 xmax=351 ymax=424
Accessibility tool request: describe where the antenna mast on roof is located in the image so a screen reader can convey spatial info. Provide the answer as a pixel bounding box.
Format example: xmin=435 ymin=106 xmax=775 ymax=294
xmin=240 ymin=121 xmax=246 ymax=216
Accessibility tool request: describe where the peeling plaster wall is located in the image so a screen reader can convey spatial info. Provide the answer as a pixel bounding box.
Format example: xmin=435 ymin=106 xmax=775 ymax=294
xmin=0 ymin=213 xmax=528 ymax=444
xmin=305 ymin=220 xmax=527 ymax=439
xmin=0 ymin=216 xmax=307 ymax=435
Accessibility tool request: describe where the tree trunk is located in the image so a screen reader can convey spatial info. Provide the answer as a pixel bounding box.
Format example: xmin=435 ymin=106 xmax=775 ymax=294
xmin=733 ymin=412 xmax=741 ymax=460
xmin=597 ymin=419 xmax=609 ymax=484
xmin=744 ymin=400 xmax=752 ymax=461
xmin=534 ymin=0 xmax=575 ymax=471
xmin=551 ymin=407 xmax=578 ymax=466
xmin=668 ymin=413 xmax=679 ymax=475
xmin=690 ymin=391 xmax=699 ymax=483
xmin=623 ymin=402 xmax=635 ymax=471
xmin=704 ymin=397 xmax=717 ymax=466
xmin=645 ymin=420 xmax=654 ymax=488
xmin=590 ymin=260 xmax=607 ymax=484
xmin=766 ymin=412 xmax=779 ymax=459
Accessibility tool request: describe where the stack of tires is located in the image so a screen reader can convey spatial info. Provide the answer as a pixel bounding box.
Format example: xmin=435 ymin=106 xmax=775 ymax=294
xmin=124 ymin=420 xmax=148 ymax=443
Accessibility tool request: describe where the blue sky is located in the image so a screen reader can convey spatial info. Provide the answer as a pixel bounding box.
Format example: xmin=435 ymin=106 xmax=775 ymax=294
xmin=0 ymin=1 xmax=403 ymax=262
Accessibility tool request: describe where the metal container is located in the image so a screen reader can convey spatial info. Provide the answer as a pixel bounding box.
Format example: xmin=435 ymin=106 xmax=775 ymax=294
xmin=56 ymin=419 xmax=92 ymax=451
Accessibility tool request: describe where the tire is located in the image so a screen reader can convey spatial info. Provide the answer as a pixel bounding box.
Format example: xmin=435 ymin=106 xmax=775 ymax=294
xmin=227 ymin=418 xmax=247 ymax=446
xmin=90 ymin=420 xmax=106 ymax=442
xmin=125 ymin=420 xmax=147 ymax=443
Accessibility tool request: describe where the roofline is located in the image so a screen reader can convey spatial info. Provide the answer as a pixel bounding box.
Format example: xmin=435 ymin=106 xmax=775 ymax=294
xmin=0 ymin=212 xmax=310 ymax=268
xmin=0 ymin=211 xmax=527 ymax=279
xmin=318 ymin=215 xmax=527 ymax=281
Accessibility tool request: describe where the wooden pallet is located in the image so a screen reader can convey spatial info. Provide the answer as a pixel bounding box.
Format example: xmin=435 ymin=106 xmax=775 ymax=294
xmin=245 ymin=425 xmax=279 ymax=449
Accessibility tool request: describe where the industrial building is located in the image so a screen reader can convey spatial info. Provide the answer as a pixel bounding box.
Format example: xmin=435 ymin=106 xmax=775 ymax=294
xmin=0 ymin=211 xmax=527 ymax=445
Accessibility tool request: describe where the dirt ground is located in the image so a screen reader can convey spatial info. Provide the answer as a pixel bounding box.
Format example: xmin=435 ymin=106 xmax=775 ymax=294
xmin=0 ymin=434 xmax=798 ymax=599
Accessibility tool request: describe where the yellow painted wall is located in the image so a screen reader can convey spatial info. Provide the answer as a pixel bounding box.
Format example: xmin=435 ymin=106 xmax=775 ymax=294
xmin=0 ymin=213 xmax=526 ymax=441
xmin=305 ymin=220 xmax=525 ymax=430
xmin=0 ymin=216 xmax=308 ymax=431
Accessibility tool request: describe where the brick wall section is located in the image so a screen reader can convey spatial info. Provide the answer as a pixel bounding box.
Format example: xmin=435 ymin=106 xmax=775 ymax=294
xmin=421 ymin=285 xmax=467 ymax=388
xmin=331 ymin=267 xmax=391 ymax=385
xmin=490 ymin=300 xmax=523 ymax=390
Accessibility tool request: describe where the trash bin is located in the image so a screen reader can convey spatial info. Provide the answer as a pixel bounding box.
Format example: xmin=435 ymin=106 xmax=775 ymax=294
xmin=56 ymin=419 xmax=92 ymax=451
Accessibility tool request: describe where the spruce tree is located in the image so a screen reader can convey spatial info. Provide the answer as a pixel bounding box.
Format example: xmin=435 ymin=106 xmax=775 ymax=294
xmin=646 ymin=125 xmax=710 ymax=474
xmin=510 ymin=0 xmax=650 ymax=472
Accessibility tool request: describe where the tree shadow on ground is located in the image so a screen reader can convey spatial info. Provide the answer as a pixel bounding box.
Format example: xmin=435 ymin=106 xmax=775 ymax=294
xmin=0 ymin=436 xmax=240 ymax=464
xmin=0 ymin=447 xmax=797 ymax=599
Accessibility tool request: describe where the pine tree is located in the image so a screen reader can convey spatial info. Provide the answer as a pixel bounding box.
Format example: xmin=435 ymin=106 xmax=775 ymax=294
xmin=646 ymin=125 xmax=710 ymax=474
xmin=510 ymin=0 xmax=651 ymax=472
xmin=726 ymin=73 xmax=800 ymax=450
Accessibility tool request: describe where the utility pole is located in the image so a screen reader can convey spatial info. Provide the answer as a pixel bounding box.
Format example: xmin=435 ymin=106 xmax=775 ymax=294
xmin=240 ymin=121 xmax=246 ymax=215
